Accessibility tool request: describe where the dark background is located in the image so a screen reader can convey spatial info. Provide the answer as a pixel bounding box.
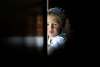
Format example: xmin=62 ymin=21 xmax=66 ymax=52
xmin=0 ymin=0 xmax=46 ymax=65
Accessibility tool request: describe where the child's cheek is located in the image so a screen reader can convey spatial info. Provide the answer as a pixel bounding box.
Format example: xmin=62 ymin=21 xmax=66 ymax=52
xmin=53 ymin=29 xmax=59 ymax=35
xmin=47 ymin=26 xmax=60 ymax=37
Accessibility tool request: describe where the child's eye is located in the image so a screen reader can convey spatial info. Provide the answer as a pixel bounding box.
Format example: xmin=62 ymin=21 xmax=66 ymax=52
xmin=54 ymin=24 xmax=57 ymax=25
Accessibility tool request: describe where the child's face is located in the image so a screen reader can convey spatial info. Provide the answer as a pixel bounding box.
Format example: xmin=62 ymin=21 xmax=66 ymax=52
xmin=47 ymin=15 xmax=62 ymax=38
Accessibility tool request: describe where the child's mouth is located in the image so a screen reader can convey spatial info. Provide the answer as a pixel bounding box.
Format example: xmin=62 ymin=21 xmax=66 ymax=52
xmin=49 ymin=31 xmax=54 ymax=33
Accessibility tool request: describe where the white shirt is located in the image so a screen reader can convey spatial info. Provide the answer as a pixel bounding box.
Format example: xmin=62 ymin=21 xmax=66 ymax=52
xmin=48 ymin=35 xmax=66 ymax=48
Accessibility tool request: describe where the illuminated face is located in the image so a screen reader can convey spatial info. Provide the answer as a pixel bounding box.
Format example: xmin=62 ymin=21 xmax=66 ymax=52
xmin=47 ymin=15 xmax=62 ymax=38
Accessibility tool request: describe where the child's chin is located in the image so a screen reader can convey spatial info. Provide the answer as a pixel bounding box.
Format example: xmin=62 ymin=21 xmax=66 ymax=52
xmin=48 ymin=34 xmax=56 ymax=37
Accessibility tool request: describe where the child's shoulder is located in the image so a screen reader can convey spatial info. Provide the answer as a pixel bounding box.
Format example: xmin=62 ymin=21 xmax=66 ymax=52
xmin=53 ymin=32 xmax=67 ymax=41
xmin=51 ymin=35 xmax=65 ymax=47
xmin=54 ymin=35 xmax=64 ymax=39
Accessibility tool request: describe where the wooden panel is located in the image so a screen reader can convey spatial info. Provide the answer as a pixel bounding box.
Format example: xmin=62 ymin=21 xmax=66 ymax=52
xmin=36 ymin=15 xmax=43 ymax=36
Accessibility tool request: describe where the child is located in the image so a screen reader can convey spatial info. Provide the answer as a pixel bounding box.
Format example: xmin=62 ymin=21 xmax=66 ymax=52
xmin=47 ymin=7 xmax=67 ymax=55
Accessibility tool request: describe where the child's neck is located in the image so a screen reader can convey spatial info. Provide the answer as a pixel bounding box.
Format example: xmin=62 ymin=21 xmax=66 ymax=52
xmin=49 ymin=36 xmax=57 ymax=40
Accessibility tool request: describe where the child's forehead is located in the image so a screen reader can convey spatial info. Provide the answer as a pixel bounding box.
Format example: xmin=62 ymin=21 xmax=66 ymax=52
xmin=48 ymin=15 xmax=61 ymax=23
xmin=48 ymin=15 xmax=58 ymax=19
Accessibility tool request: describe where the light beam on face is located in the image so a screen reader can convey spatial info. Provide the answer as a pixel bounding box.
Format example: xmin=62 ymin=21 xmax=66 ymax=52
xmin=47 ymin=15 xmax=62 ymax=39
